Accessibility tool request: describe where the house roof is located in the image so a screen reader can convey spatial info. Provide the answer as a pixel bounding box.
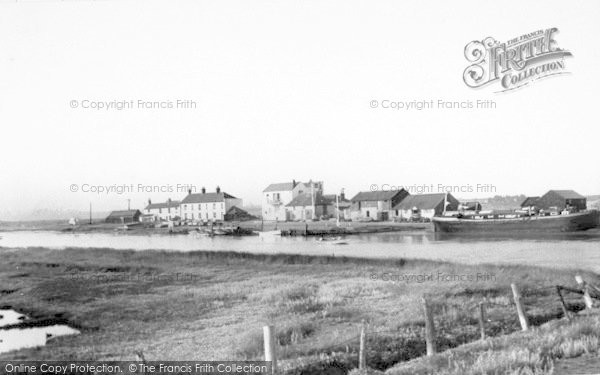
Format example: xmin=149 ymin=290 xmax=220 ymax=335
xmin=181 ymin=192 xmax=236 ymax=204
xmin=548 ymin=190 xmax=586 ymax=199
xmin=145 ymin=200 xmax=180 ymax=210
xmin=106 ymin=210 xmax=141 ymax=218
xmin=351 ymin=190 xmax=406 ymax=202
xmin=263 ymin=182 xmax=297 ymax=192
xmin=393 ymin=194 xmax=446 ymax=210
xmin=520 ymin=196 xmax=540 ymax=207
xmin=286 ymin=193 xmax=332 ymax=207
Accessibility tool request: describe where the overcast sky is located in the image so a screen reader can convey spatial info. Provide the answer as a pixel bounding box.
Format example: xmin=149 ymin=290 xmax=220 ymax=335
xmin=0 ymin=0 xmax=599 ymax=219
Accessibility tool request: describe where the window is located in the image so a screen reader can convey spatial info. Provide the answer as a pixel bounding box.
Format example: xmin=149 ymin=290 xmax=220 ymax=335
xmin=159 ymin=208 xmax=162 ymax=214
xmin=213 ymin=212 xmax=216 ymax=218
xmin=213 ymin=203 xmax=216 ymax=209
xmin=366 ymin=211 xmax=370 ymax=217
xmin=198 ymin=204 xmax=201 ymax=210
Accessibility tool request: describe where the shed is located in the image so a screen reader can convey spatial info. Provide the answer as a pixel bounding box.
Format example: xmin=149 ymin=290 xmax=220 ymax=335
xmin=105 ymin=210 xmax=141 ymax=224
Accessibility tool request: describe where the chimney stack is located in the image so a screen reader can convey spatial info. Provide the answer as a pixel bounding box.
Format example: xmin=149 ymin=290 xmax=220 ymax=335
xmin=188 ymin=188 xmax=192 ymax=195
xmin=201 ymin=187 xmax=206 ymax=194
xmin=148 ymin=198 xmax=152 ymax=205
xmin=340 ymin=188 xmax=345 ymax=201
xmin=293 ymin=179 xmax=296 ymax=187
xmin=216 ymin=186 xmax=221 ymax=193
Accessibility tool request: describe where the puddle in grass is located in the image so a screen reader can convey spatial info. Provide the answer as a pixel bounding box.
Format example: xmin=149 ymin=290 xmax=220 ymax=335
xmin=0 ymin=309 xmax=80 ymax=354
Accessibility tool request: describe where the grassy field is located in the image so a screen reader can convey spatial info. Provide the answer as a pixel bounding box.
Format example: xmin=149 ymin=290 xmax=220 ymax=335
xmin=0 ymin=246 xmax=598 ymax=374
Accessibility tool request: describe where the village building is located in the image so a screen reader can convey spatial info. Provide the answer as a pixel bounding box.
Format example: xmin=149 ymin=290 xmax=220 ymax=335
xmin=393 ymin=193 xmax=459 ymax=221
xmin=180 ymin=187 xmax=242 ymax=223
xmin=323 ymin=189 xmax=352 ymax=220
xmin=350 ymin=189 xmax=408 ymax=221
xmin=535 ymin=190 xmax=587 ymax=212
xmin=285 ymin=193 xmax=332 ymax=221
xmin=520 ymin=196 xmax=540 ymax=211
xmin=262 ymin=180 xmax=323 ymax=221
xmin=105 ymin=209 xmax=141 ymax=224
xmin=143 ymin=198 xmax=180 ymax=222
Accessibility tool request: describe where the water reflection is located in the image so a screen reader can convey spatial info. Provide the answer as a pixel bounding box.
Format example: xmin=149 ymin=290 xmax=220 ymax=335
xmin=0 ymin=309 xmax=80 ymax=354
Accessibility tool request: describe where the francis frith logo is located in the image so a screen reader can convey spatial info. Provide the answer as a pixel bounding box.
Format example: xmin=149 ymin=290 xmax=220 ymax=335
xmin=463 ymin=28 xmax=572 ymax=92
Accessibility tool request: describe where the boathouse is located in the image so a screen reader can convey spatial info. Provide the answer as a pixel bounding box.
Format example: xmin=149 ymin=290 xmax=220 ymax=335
xmin=536 ymin=190 xmax=587 ymax=211
xmin=393 ymin=193 xmax=459 ymax=221
xmin=105 ymin=209 xmax=142 ymax=224
xmin=350 ymin=189 xmax=408 ymax=221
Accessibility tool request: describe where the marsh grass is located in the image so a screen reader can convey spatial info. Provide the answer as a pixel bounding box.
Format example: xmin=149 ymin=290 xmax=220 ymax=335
xmin=0 ymin=246 xmax=598 ymax=374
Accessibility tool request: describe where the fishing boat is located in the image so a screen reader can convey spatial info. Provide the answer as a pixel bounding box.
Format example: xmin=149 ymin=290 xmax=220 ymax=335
xmin=432 ymin=209 xmax=600 ymax=233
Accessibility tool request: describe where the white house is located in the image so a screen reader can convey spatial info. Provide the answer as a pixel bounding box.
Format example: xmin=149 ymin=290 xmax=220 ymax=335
xmin=180 ymin=187 xmax=242 ymax=223
xmin=143 ymin=198 xmax=181 ymax=222
xmin=392 ymin=193 xmax=459 ymax=221
xmin=262 ymin=180 xmax=323 ymax=221
xmin=350 ymin=190 xmax=408 ymax=221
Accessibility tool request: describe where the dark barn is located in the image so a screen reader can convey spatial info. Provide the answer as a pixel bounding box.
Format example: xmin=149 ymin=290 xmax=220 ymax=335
xmin=536 ymin=190 xmax=587 ymax=211
xmin=105 ymin=209 xmax=142 ymax=224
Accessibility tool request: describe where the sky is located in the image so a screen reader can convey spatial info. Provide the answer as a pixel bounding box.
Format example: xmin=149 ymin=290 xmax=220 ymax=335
xmin=0 ymin=0 xmax=599 ymax=219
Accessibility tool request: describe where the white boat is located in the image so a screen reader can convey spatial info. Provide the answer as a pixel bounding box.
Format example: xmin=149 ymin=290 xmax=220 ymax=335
xmin=258 ymin=230 xmax=281 ymax=238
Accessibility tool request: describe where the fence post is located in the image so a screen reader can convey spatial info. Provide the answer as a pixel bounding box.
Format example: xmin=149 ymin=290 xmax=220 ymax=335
xmin=358 ymin=320 xmax=367 ymax=369
xmin=263 ymin=325 xmax=277 ymax=374
xmin=421 ymin=296 xmax=436 ymax=356
xmin=575 ymin=275 xmax=594 ymax=309
xmin=510 ymin=283 xmax=529 ymax=331
xmin=555 ymin=286 xmax=572 ymax=321
xmin=478 ymin=302 xmax=486 ymax=340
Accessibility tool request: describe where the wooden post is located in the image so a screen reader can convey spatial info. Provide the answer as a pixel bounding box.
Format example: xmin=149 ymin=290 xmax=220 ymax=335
xmin=263 ymin=325 xmax=277 ymax=374
xmin=575 ymin=275 xmax=594 ymax=309
xmin=511 ymin=283 xmax=529 ymax=331
xmin=358 ymin=320 xmax=367 ymax=369
xmin=421 ymin=297 xmax=436 ymax=356
xmin=556 ymin=286 xmax=572 ymax=320
xmin=478 ymin=302 xmax=486 ymax=340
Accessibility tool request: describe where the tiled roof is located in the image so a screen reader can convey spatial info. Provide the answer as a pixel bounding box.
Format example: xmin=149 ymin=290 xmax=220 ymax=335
xmin=286 ymin=193 xmax=332 ymax=207
xmin=520 ymin=196 xmax=540 ymax=207
xmin=263 ymin=182 xmax=297 ymax=192
xmin=145 ymin=200 xmax=180 ymax=210
xmin=181 ymin=192 xmax=236 ymax=204
xmin=106 ymin=210 xmax=141 ymax=218
xmin=393 ymin=194 xmax=446 ymax=210
xmin=549 ymin=190 xmax=585 ymax=199
xmin=351 ymin=190 xmax=405 ymax=202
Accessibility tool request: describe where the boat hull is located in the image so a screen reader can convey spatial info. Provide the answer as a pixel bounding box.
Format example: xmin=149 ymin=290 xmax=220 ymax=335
xmin=432 ymin=210 xmax=600 ymax=233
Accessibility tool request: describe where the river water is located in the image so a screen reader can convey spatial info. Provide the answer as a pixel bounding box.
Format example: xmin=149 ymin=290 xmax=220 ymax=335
xmin=1 ymin=230 xmax=600 ymax=271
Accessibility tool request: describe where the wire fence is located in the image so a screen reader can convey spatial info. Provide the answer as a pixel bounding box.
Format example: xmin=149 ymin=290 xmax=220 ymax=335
xmin=258 ymin=274 xmax=600 ymax=374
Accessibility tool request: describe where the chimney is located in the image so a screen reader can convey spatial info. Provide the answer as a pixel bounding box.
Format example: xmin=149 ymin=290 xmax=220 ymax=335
xmin=188 ymin=188 xmax=192 ymax=195
xmin=216 ymin=186 xmax=221 ymax=193
xmin=292 ymin=179 xmax=296 ymax=187
xmin=340 ymin=188 xmax=345 ymax=201
xmin=201 ymin=187 xmax=206 ymax=194
xmin=148 ymin=198 xmax=152 ymax=205
xmin=168 ymin=198 xmax=171 ymax=203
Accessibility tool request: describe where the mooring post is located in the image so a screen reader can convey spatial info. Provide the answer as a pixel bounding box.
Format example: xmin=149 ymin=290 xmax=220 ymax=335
xmin=511 ymin=283 xmax=529 ymax=331
xmin=263 ymin=325 xmax=277 ymax=374
xmin=555 ymin=285 xmax=572 ymax=320
xmin=478 ymin=301 xmax=486 ymax=340
xmin=358 ymin=320 xmax=367 ymax=369
xmin=575 ymin=275 xmax=594 ymax=309
xmin=421 ymin=296 xmax=436 ymax=356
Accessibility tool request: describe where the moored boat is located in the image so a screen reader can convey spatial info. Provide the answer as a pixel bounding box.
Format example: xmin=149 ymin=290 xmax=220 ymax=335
xmin=432 ymin=210 xmax=600 ymax=233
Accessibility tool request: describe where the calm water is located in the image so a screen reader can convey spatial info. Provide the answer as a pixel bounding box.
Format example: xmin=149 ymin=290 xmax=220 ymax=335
xmin=1 ymin=230 xmax=600 ymax=271
xmin=0 ymin=309 xmax=80 ymax=354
